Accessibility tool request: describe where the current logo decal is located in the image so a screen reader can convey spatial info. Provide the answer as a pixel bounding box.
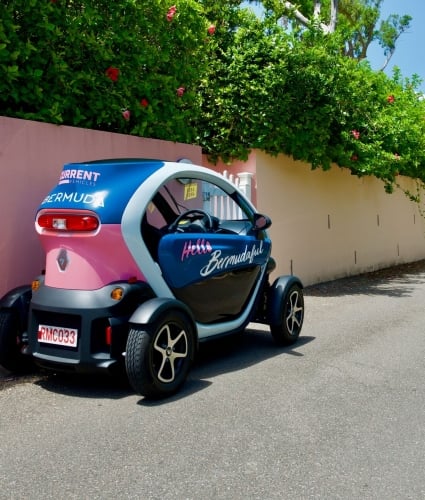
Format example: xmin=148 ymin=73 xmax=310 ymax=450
xmin=59 ymin=169 xmax=101 ymax=186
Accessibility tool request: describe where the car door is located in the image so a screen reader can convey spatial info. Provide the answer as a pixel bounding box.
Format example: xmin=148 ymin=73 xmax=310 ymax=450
xmin=155 ymin=177 xmax=271 ymax=324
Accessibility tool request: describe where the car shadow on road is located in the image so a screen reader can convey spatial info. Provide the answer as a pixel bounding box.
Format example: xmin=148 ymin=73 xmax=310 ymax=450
xmin=28 ymin=329 xmax=314 ymax=403
xmin=304 ymin=260 xmax=425 ymax=299
xmin=139 ymin=329 xmax=315 ymax=406
xmin=33 ymin=370 xmax=134 ymax=399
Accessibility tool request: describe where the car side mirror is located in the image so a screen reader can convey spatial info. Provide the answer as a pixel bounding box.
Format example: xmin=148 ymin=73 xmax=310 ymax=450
xmin=253 ymin=213 xmax=272 ymax=230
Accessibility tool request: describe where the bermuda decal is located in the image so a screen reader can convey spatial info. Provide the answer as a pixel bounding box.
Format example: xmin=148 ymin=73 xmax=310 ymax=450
xmin=200 ymin=240 xmax=264 ymax=277
xmin=42 ymin=190 xmax=107 ymax=208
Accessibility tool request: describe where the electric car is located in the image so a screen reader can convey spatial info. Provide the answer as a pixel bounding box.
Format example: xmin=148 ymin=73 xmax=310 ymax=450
xmin=0 ymin=159 xmax=304 ymax=398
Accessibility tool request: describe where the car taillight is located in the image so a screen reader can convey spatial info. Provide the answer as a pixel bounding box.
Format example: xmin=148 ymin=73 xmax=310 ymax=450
xmin=37 ymin=213 xmax=99 ymax=232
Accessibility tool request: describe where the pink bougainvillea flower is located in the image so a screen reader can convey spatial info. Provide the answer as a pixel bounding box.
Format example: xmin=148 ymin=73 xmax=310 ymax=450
xmin=167 ymin=5 xmax=177 ymax=21
xmin=350 ymin=154 xmax=358 ymax=162
xmin=140 ymin=98 xmax=149 ymax=108
xmin=387 ymin=95 xmax=395 ymax=104
xmin=176 ymin=86 xmax=185 ymax=97
xmin=207 ymin=25 xmax=216 ymax=35
xmin=351 ymin=129 xmax=360 ymax=140
xmin=105 ymin=66 xmax=120 ymax=82
xmin=122 ymin=109 xmax=131 ymax=121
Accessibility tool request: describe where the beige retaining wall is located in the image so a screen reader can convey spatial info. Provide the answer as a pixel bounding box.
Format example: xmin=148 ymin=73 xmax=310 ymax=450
xmin=254 ymin=150 xmax=425 ymax=286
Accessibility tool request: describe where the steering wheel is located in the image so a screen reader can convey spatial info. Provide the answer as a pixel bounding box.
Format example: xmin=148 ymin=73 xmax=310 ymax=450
xmin=168 ymin=209 xmax=213 ymax=233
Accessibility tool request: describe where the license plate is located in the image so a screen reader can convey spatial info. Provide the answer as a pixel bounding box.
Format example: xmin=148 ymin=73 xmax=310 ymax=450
xmin=37 ymin=324 xmax=78 ymax=348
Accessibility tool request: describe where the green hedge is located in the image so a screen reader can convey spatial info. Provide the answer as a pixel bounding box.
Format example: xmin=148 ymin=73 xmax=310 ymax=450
xmin=0 ymin=0 xmax=210 ymax=143
xmin=1 ymin=1 xmax=425 ymax=192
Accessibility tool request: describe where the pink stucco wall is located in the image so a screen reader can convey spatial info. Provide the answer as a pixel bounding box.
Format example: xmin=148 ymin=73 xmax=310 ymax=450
xmin=0 ymin=116 xmax=202 ymax=297
xmin=2 ymin=116 xmax=424 ymax=296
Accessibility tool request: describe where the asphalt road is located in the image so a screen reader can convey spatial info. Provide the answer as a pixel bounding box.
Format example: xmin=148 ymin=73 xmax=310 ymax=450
xmin=1 ymin=262 xmax=425 ymax=499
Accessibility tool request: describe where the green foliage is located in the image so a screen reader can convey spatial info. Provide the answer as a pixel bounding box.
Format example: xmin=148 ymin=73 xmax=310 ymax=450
xmin=198 ymin=9 xmax=425 ymax=191
xmin=0 ymin=0 xmax=209 ymax=143
xmin=335 ymin=67 xmax=425 ymax=189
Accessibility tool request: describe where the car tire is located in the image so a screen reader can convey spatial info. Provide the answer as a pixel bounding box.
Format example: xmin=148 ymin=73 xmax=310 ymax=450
xmin=125 ymin=309 xmax=195 ymax=398
xmin=270 ymin=284 xmax=304 ymax=345
xmin=0 ymin=309 xmax=33 ymax=372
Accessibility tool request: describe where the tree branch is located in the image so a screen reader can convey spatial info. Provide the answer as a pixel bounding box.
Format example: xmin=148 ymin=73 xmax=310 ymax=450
xmin=283 ymin=1 xmax=338 ymax=34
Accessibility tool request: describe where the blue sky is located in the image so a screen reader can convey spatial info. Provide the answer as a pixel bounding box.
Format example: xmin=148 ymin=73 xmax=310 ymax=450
xmin=245 ymin=1 xmax=425 ymax=92
xmin=368 ymin=0 xmax=425 ymax=92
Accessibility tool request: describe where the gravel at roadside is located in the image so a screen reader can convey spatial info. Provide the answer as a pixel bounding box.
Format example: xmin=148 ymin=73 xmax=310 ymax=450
xmin=304 ymin=259 xmax=425 ymax=296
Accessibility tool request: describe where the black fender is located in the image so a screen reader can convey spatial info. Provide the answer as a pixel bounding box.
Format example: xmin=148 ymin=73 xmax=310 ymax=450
xmin=129 ymin=297 xmax=198 ymax=340
xmin=0 ymin=285 xmax=32 ymax=331
xmin=267 ymin=275 xmax=303 ymax=325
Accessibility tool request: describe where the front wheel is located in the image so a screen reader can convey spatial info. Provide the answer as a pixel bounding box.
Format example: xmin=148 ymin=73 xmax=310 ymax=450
xmin=0 ymin=309 xmax=33 ymax=372
xmin=270 ymin=284 xmax=304 ymax=345
xmin=125 ymin=310 xmax=195 ymax=398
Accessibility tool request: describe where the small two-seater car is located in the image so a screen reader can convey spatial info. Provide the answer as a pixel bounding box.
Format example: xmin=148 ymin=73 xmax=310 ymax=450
xmin=0 ymin=159 xmax=304 ymax=398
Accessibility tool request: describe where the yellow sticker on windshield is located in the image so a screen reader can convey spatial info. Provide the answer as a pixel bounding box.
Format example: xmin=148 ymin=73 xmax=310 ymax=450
xmin=184 ymin=183 xmax=198 ymax=200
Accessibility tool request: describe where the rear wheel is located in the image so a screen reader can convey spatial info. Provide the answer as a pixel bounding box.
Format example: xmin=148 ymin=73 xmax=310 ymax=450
xmin=270 ymin=284 xmax=304 ymax=345
xmin=125 ymin=310 xmax=195 ymax=398
xmin=0 ymin=309 xmax=32 ymax=372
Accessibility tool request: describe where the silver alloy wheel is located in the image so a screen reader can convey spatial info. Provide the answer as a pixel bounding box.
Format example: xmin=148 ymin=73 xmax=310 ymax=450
xmin=153 ymin=324 xmax=188 ymax=383
xmin=285 ymin=288 xmax=304 ymax=335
